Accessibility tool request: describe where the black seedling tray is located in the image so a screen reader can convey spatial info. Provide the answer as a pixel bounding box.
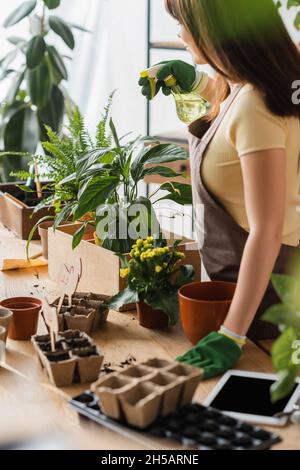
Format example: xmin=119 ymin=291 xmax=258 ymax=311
xmin=69 ymin=391 xmax=282 ymax=450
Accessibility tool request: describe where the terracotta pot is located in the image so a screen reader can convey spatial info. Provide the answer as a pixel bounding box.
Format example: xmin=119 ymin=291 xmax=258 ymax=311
xmin=179 ymin=281 xmax=237 ymax=345
xmin=0 ymin=297 xmax=42 ymax=340
xmin=136 ymin=302 xmax=169 ymax=329
xmin=0 ymin=308 xmax=13 ymax=342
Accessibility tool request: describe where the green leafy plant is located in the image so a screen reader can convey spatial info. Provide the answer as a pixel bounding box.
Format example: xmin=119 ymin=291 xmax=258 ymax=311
xmin=60 ymin=120 xmax=192 ymax=253
xmin=0 ymin=0 xmax=89 ymax=181
xmin=262 ymin=273 xmax=300 ymax=402
xmin=277 ymin=0 xmax=300 ymax=30
xmin=107 ymin=237 xmax=195 ymax=326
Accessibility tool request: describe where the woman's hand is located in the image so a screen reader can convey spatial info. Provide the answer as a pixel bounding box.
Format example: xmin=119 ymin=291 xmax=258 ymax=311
xmin=176 ymin=331 xmax=242 ymax=379
xmin=139 ymin=60 xmax=207 ymax=100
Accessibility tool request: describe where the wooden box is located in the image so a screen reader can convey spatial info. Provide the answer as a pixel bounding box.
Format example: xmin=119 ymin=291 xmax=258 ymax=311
xmin=0 ymin=183 xmax=56 ymax=240
xmin=48 ymin=224 xmax=201 ymax=311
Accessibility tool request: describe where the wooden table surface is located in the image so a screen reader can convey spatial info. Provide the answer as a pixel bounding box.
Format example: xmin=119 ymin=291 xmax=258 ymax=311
xmin=1 ymin=224 xmax=300 ymax=450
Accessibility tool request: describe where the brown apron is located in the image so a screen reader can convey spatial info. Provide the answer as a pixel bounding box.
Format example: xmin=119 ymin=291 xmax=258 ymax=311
xmin=188 ymin=85 xmax=299 ymax=341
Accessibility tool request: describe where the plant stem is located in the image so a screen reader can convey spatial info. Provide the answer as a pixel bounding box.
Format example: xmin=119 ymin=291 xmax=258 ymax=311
xmin=41 ymin=3 xmax=46 ymax=34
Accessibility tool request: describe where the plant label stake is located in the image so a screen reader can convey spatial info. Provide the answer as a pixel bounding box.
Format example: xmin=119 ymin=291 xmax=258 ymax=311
xmin=42 ymin=298 xmax=59 ymax=352
xmin=57 ymin=258 xmax=82 ymax=313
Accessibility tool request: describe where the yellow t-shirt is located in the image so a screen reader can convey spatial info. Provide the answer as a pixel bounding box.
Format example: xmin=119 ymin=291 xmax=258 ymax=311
xmin=201 ymin=84 xmax=300 ymax=247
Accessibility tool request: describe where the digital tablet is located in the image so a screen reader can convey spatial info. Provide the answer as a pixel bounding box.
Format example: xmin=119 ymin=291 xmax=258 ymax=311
xmin=204 ymin=370 xmax=300 ymax=426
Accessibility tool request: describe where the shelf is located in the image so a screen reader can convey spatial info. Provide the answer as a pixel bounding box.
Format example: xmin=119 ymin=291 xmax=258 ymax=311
xmin=150 ymin=41 xmax=186 ymax=51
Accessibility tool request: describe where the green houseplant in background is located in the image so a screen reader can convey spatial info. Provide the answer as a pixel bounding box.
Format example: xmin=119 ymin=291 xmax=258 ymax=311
xmin=263 ymin=273 xmax=300 ymax=402
xmin=107 ymin=237 xmax=195 ymax=328
xmin=0 ymin=0 xmax=88 ymax=181
xmin=58 ymin=118 xmax=192 ymax=253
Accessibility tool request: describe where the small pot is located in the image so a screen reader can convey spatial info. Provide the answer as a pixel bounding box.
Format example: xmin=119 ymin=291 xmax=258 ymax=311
xmin=0 ymin=308 xmax=13 ymax=342
xmin=179 ymin=281 xmax=237 ymax=344
xmin=136 ymin=301 xmax=169 ymax=330
xmin=38 ymin=221 xmax=54 ymax=259
xmin=0 ymin=297 xmax=42 ymax=340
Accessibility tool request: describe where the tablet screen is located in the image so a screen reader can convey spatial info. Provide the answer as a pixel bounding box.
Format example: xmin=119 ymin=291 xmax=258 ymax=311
xmin=209 ymin=375 xmax=298 ymax=417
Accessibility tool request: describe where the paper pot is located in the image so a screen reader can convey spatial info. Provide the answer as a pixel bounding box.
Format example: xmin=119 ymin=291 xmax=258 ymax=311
xmin=119 ymin=382 xmax=162 ymax=429
xmin=92 ymin=374 xmax=134 ymax=420
xmin=166 ymin=363 xmax=203 ymax=405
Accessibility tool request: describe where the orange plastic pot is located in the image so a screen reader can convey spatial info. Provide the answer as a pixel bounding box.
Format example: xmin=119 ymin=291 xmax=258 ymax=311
xmin=0 ymin=297 xmax=42 ymax=340
xmin=179 ymin=281 xmax=236 ymax=344
xmin=137 ymin=302 xmax=169 ymax=329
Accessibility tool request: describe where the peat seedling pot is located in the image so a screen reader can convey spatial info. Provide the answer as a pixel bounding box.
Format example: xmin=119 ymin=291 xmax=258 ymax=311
xmin=0 ymin=308 xmax=13 ymax=342
xmin=0 ymin=297 xmax=42 ymax=340
xmin=179 ymin=281 xmax=237 ymax=344
xmin=136 ymin=301 xmax=169 ymax=330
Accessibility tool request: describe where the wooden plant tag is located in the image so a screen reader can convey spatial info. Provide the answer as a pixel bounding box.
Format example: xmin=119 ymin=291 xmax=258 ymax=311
xmin=42 ymin=297 xmax=59 ymax=352
xmin=57 ymin=258 xmax=82 ymax=313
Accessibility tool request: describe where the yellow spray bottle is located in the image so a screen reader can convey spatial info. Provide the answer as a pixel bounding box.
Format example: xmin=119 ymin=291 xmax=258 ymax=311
xmin=140 ymin=65 xmax=210 ymax=125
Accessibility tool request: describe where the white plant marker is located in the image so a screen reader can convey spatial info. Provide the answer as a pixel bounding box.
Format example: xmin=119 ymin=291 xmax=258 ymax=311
xmin=42 ymin=298 xmax=59 ymax=352
xmin=57 ymin=258 xmax=82 ymax=314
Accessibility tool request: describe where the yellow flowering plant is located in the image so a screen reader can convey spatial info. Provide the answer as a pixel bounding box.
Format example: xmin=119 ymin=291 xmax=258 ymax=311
xmin=108 ymin=237 xmax=195 ymax=326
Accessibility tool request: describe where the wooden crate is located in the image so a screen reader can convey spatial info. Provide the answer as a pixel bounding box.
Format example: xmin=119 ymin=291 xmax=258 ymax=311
xmin=48 ymin=224 xmax=201 ymax=311
xmin=0 ymin=183 xmax=56 ymax=240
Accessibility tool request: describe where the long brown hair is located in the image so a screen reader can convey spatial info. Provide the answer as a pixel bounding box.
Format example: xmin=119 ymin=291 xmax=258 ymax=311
xmin=165 ymin=0 xmax=300 ymax=121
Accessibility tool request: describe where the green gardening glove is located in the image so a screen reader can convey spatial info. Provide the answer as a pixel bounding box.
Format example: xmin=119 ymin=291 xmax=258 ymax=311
xmin=138 ymin=60 xmax=197 ymax=100
xmin=176 ymin=331 xmax=242 ymax=379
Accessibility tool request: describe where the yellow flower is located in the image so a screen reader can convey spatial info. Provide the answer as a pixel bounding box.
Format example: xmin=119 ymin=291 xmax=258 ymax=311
xmin=175 ymin=251 xmax=185 ymax=260
xmin=120 ymin=268 xmax=129 ymax=278
xmin=155 ymin=265 xmax=163 ymax=273
xmin=147 ymin=236 xmax=154 ymax=243
xmin=137 ymin=239 xmax=143 ymax=248
xmin=134 ymin=250 xmax=140 ymax=258
xmin=163 ymin=262 xmax=168 ymax=269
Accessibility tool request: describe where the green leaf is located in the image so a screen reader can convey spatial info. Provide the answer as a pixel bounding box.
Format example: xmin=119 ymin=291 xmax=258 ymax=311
xmin=174 ymin=264 xmax=195 ymax=288
xmin=46 ymin=45 xmax=68 ymax=82
xmin=147 ymin=291 xmax=179 ymax=326
xmin=271 ymin=327 xmax=298 ymax=371
xmin=271 ymin=274 xmax=300 ymax=309
xmin=49 ymin=15 xmax=75 ymax=50
xmin=270 ymin=368 xmax=298 ymax=403
xmin=38 ymin=85 xmax=65 ymax=140
xmin=7 ymin=36 xmax=26 ymax=45
xmin=142 ymin=165 xmax=181 ymax=179
xmin=72 ymin=223 xmax=87 ymax=250
xmin=154 ymin=182 xmax=193 ymax=205
xmin=53 ymin=203 xmax=76 ymax=229
xmin=263 ymin=304 xmax=300 ymax=329
xmin=6 ymin=70 xmax=25 ymax=105
xmin=26 ymin=58 xmax=52 ymax=109
xmin=4 ymin=107 xmax=39 ymax=154
xmin=4 ymin=1 xmax=37 ymax=28
xmin=26 ymin=35 xmax=46 ymax=69
xmin=69 ymin=23 xmax=92 ymax=33
xmin=74 ymin=176 xmax=119 ymax=221
xmin=43 ymin=0 xmax=61 ymax=9
xmin=106 ymin=287 xmax=138 ymax=311
xmin=109 ymin=118 xmax=120 ymax=148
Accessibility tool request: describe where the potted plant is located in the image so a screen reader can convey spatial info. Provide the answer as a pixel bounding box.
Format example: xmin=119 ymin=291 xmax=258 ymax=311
xmin=0 ymin=0 xmax=88 ymax=182
xmin=48 ymin=109 xmax=201 ymax=303
xmin=262 ymin=271 xmax=300 ymax=402
xmin=57 ymin=116 xmax=193 ymax=253
xmin=107 ymin=237 xmax=195 ymax=329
